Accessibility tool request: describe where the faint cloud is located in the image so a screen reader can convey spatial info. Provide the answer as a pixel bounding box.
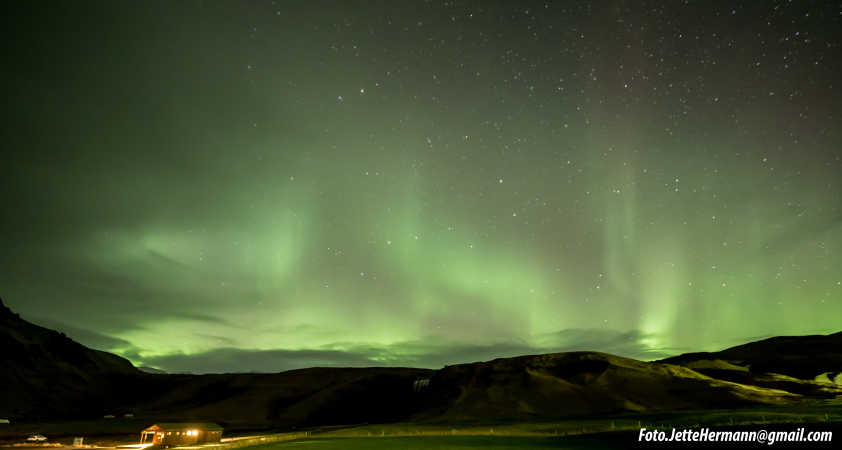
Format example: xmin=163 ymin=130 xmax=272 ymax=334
xmin=27 ymin=316 xmax=135 ymax=352
xmin=193 ymin=333 xmax=239 ymax=346
xmin=136 ymin=328 xmax=680 ymax=374
xmin=139 ymin=348 xmax=377 ymax=374
xmin=534 ymin=328 xmax=676 ymax=360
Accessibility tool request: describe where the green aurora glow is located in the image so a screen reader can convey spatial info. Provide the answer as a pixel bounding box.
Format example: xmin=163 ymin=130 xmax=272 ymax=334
xmin=2 ymin=1 xmax=840 ymax=373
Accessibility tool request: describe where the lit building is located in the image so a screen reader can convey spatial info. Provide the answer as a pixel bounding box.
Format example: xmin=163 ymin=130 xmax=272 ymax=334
xmin=140 ymin=423 xmax=223 ymax=446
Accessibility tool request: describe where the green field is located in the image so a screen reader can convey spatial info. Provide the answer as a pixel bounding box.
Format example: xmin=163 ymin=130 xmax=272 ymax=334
xmin=246 ymin=435 xmax=610 ymax=449
xmin=240 ymin=402 xmax=842 ymax=450
xmin=1 ymin=402 xmax=839 ymax=449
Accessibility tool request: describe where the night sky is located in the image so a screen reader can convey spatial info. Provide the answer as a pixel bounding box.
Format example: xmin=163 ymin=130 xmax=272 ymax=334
xmin=2 ymin=1 xmax=841 ymax=374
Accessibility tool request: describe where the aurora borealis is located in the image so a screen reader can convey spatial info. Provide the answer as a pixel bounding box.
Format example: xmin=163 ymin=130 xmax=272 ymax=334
xmin=2 ymin=1 xmax=841 ymax=373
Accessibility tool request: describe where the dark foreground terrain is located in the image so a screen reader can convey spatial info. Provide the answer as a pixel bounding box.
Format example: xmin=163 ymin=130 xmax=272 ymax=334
xmin=243 ymin=420 xmax=841 ymax=450
xmin=1 ymin=414 xmax=840 ymax=450
xmin=2 ymin=296 xmax=840 ymax=446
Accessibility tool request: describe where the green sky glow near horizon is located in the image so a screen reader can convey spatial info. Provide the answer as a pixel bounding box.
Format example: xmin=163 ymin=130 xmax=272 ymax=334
xmin=2 ymin=1 xmax=841 ymax=373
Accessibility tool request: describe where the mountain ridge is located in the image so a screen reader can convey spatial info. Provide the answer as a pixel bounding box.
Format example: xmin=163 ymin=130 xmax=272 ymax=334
xmin=2 ymin=297 xmax=840 ymax=428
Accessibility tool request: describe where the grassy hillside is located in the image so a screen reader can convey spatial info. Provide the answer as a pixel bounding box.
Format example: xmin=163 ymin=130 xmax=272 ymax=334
xmin=659 ymin=332 xmax=842 ymax=400
xmin=660 ymin=332 xmax=842 ymax=380
xmin=416 ymin=352 xmax=801 ymax=422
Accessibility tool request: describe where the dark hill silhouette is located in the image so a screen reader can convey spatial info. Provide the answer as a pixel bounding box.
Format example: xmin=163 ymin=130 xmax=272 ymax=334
xmin=0 ymin=297 xmax=432 ymax=426
xmin=1 ymin=297 xmax=840 ymax=430
xmin=130 ymin=367 xmax=434 ymax=428
xmin=0 ymin=297 xmax=143 ymax=420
